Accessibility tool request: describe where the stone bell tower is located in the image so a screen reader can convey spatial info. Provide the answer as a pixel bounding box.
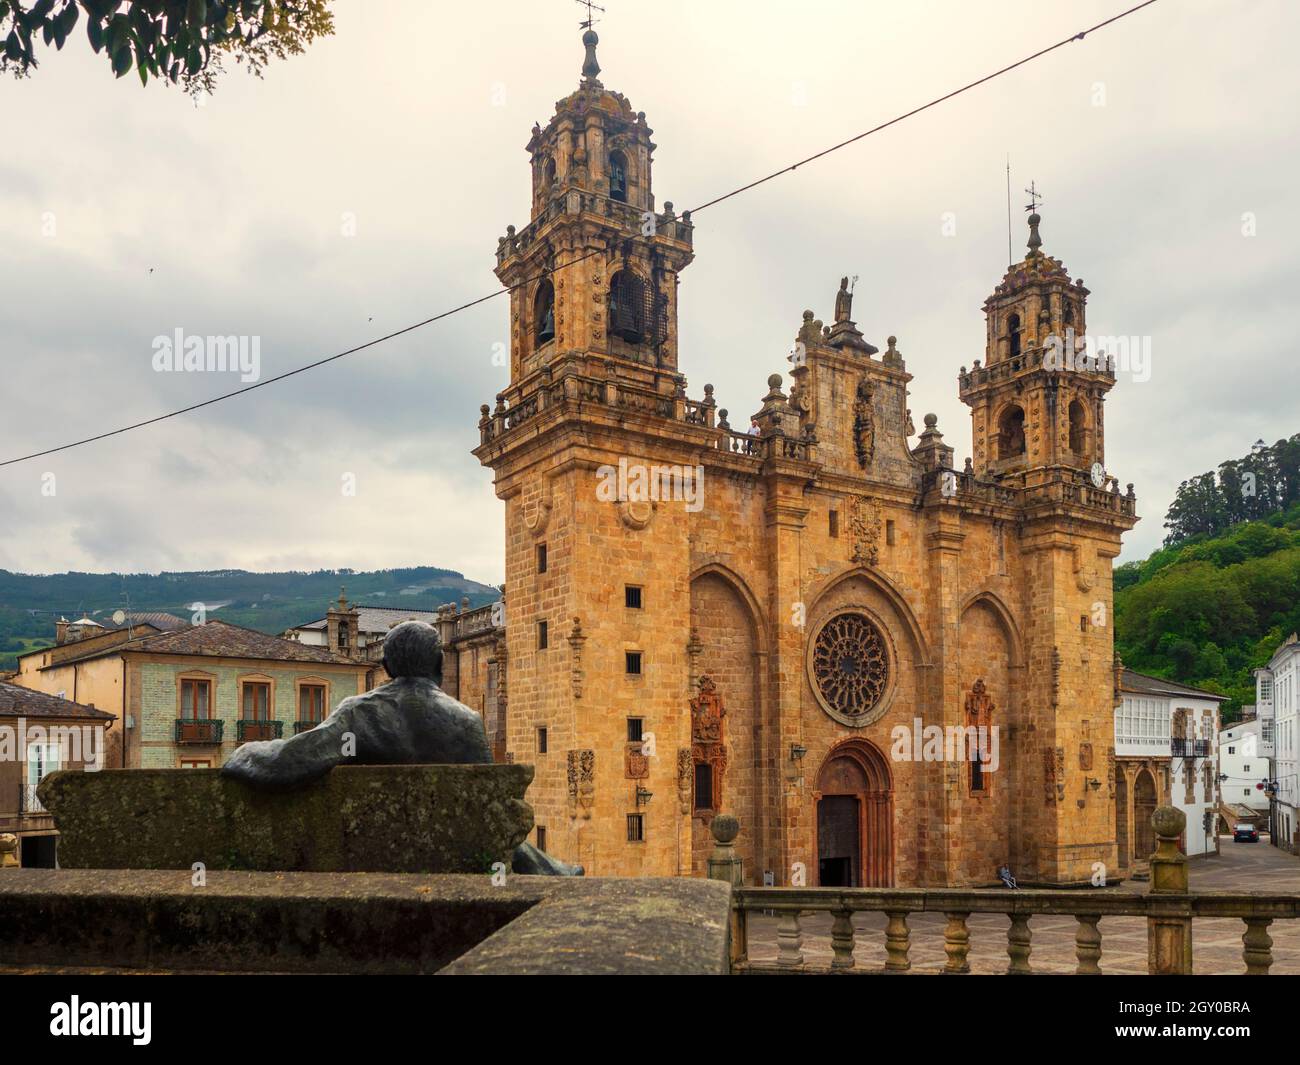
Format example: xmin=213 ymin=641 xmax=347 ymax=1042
xmin=494 ymin=27 xmax=694 ymax=386
xmin=475 ymin=29 xmax=710 ymax=877
xmin=960 ymin=206 xmax=1110 ymax=481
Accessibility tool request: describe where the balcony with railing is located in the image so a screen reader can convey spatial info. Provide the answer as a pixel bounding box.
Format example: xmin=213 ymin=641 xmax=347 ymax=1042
xmin=706 ymin=808 xmax=1298 ymax=975
xmin=21 ymin=783 xmax=46 ymax=815
xmin=236 ymin=719 xmax=284 ymax=743
xmin=1172 ymin=737 xmax=1212 ymax=759
xmin=174 ymin=718 xmax=224 ymax=744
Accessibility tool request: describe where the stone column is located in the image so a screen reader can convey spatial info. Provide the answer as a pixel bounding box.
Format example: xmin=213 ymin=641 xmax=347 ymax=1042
xmin=707 ymin=814 xmax=745 ymax=969
xmin=1147 ymin=804 xmax=1192 ymax=975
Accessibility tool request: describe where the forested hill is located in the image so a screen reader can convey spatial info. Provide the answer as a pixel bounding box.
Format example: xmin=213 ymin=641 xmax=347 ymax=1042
xmin=1116 ymin=501 xmax=1300 ymax=720
xmin=1163 ymin=434 xmax=1300 ymax=544
xmin=0 ymin=567 xmax=499 ymax=670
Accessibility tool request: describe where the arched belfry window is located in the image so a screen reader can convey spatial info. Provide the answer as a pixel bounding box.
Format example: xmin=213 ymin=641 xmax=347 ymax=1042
xmin=1068 ymin=399 xmax=1086 ymax=455
xmin=998 ymin=404 xmax=1026 ymax=460
xmin=609 ymin=269 xmax=646 ymax=343
xmin=609 ymin=150 xmax=628 ymax=202
xmin=1063 ymin=301 xmax=1075 ymax=327
xmin=543 ymin=156 xmax=556 ymax=193
xmin=1007 ymin=313 xmax=1022 ymax=358
xmin=534 ymin=279 xmax=555 ymax=345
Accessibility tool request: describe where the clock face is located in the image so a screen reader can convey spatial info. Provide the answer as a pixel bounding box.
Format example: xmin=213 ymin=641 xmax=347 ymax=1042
xmin=1090 ymin=462 xmax=1105 ymax=488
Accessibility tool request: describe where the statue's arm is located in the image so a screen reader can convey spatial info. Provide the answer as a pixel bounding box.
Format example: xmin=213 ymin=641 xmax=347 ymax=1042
xmin=220 ymin=707 xmax=357 ymax=792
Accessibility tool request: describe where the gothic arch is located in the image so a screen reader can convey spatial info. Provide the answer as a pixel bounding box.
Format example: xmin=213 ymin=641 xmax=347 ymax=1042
xmin=688 ymin=562 xmax=767 ymax=655
xmin=808 ymin=565 xmax=932 ymax=667
xmin=688 ymin=564 xmax=768 ymax=879
xmin=814 ymin=738 xmax=894 ymax=887
xmin=958 ymin=590 xmax=1026 ymax=668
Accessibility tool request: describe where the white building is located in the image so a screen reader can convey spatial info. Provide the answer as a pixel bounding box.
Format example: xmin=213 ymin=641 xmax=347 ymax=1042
xmin=1114 ymin=669 xmax=1225 ymax=871
xmin=1256 ymin=634 xmax=1300 ymax=853
xmin=1218 ymin=703 xmax=1273 ymax=820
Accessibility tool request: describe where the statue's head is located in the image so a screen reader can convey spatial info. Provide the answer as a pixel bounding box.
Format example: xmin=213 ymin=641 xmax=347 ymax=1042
xmin=381 ymin=621 xmax=443 ymax=681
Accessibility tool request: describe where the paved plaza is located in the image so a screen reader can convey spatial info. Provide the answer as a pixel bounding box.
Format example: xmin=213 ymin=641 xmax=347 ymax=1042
xmin=744 ymin=836 xmax=1300 ymax=974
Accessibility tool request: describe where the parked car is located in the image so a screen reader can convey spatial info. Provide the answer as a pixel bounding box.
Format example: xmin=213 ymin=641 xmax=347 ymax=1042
xmin=1233 ymin=823 xmax=1260 ymax=842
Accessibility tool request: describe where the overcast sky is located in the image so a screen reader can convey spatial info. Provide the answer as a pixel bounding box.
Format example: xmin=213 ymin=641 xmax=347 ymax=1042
xmin=1 ymin=0 xmax=1295 ymax=585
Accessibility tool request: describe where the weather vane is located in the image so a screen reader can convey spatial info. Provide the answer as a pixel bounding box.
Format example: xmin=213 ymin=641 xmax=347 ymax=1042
xmin=1024 ymin=180 xmax=1043 ymax=214
xmin=575 ymin=0 xmax=605 ymax=29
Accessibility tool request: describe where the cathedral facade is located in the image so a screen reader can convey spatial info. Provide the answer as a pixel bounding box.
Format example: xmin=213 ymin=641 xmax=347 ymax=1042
xmin=469 ymin=31 xmax=1137 ymax=887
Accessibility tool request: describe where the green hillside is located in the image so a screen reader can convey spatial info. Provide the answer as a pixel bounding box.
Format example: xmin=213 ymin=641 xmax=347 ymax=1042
xmin=1115 ymin=501 xmax=1300 ymax=721
xmin=0 ymin=566 xmax=500 ymax=671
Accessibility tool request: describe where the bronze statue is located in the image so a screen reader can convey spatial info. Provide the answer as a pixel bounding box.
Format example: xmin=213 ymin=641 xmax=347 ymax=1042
xmin=222 ymin=620 xmax=581 ymax=876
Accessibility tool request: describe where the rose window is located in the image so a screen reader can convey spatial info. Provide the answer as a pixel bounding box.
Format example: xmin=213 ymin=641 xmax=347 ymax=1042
xmin=812 ymin=612 xmax=889 ymax=719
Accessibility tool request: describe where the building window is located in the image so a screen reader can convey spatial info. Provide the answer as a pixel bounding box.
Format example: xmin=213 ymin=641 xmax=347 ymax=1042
xmin=625 ymin=585 xmax=642 ymax=609
xmin=1007 ymin=312 xmax=1022 ymax=358
xmin=338 ymin=623 xmax=350 ymax=650
xmin=537 ymin=826 xmax=547 ymax=851
xmin=693 ymin=761 xmax=714 ymax=812
xmin=180 ymin=678 xmax=211 ymax=718
xmin=537 ymin=543 xmax=548 ymax=573
xmin=609 ymin=150 xmax=628 ymax=202
xmin=26 ymin=743 xmax=60 ymax=812
xmin=1244 ymin=763 xmax=1251 ymax=772
xmin=537 ymin=620 xmax=549 ymax=650
xmin=997 ymin=404 xmax=1026 ymax=459
xmin=1260 ymin=676 xmax=1273 ymax=701
xmin=627 ymin=718 xmax=643 ymax=743
xmin=626 ymin=813 xmax=644 ymax=842
xmin=179 ymin=759 xmax=211 ymax=769
xmin=1080 ymin=615 xmax=1090 ymax=633
xmin=609 ymin=270 xmax=646 ymax=343
xmin=886 ymin=519 xmax=896 ymax=546
xmin=241 ymin=681 xmax=271 ymax=721
xmin=534 ymin=279 xmax=555 ymax=344
xmin=537 ymin=726 xmax=548 ymax=754
xmin=829 ymin=509 xmax=839 ymax=538
xmin=1068 ymin=399 xmax=1086 ymax=454
xmin=299 ymin=684 xmax=326 ymax=723
xmin=625 ymin=651 xmax=643 ymax=675
xmin=1228 ymin=746 xmax=1235 ymax=754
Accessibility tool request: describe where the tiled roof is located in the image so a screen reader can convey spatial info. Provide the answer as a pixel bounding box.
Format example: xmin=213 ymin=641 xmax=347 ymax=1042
xmin=0 ymin=680 xmax=114 ymax=720
xmin=293 ymin=604 xmax=443 ymax=633
xmin=107 ymin=612 xmax=189 ymax=632
xmin=47 ymin=620 xmax=357 ymax=668
xmin=1120 ymin=668 xmax=1227 ymax=702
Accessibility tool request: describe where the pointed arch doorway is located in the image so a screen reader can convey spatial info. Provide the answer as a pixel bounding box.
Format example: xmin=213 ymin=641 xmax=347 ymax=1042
xmin=814 ymin=739 xmax=894 ymax=887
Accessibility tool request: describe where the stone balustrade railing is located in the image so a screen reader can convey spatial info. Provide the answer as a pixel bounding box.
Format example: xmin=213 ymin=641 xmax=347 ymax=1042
xmin=728 ymin=885 xmax=1295 ymax=976
xmin=451 ymin=602 xmax=500 ymax=642
xmin=957 ymin=344 xmax=1117 ymax=394
xmin=497 ymin=188 xmax=693 ymax=267
xmin=479 ymin=373 xmax=823 ymax=462
xmin=708 ymin=807 xmax=1296 ymax=976
xmin=924 ymin=466 xmax=1137 ymax=517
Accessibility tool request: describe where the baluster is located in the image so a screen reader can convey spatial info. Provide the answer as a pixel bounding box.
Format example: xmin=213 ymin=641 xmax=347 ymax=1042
xmin=1075 ymin=914 xmax=1102 ymax=974
xmin=1006 ymin=914 xmax=1032 ymax=974
xmin=830 ymin=906 xmax=855 ymax=970
xmin=943 ymin=912 xmax=971 ymax=973
xmin=776 ymin=909 xmax=805 ymax=969
xmin=1242 ymin=917 xmax=1274 ymax=975
xmin=884 ymin=910 xmax=911 ymax=972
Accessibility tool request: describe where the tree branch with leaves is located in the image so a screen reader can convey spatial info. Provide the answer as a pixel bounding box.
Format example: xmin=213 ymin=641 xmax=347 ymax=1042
xmin=1 ymin=0 xmax=333 ymax=91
